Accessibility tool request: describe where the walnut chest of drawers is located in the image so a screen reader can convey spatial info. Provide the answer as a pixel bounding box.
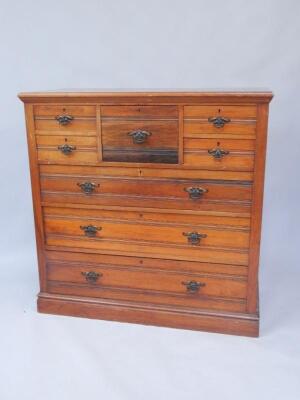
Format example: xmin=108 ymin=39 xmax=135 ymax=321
xmin=19 ymin=90 xmax=273 ymax=336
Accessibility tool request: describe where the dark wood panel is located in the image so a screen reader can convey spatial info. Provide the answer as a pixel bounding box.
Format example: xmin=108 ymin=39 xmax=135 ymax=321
xmin=101 ymin=105 xmax=178 ymax=118
xmin=102 ymin=120 xmax=178 ymax=148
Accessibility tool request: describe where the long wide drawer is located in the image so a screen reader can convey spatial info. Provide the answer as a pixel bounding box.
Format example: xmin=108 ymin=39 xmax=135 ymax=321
xmin=40 ymin=175 xmax=252 ymax=215
xmin=47 ymin=261 xmax=247 ymax=312
xmin=43 ymin=207 xmax=249 ymax=265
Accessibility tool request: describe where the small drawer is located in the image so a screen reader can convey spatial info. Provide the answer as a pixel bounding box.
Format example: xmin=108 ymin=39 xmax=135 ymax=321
xmin=184 ymin=105 xmax=256 ymax=138
xmin=184 ymin=120 xmax=256 ymax=137
xmin=34 ymin=105 xmax=96 ymax=117
xmin=35 ymin=118 xmax=96 ymax=133
xmin=34 ymin=105 xmax=96 ymax=133
xmin=37 ymin=136 xmax=98 ymax=164
xmin=184 ymin=105 xmax=257 ymax=119
xmin=102 ymin=120 xmax=178 ymax=163
xmin=184 ymin=138 xmax=255 ymax=171
xmin=47 ymin=262 xmax=247 ymax=313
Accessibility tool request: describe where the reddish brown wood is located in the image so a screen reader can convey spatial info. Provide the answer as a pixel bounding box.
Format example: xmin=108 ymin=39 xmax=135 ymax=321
xmin=38 ymin=294 xmax=259 ymax=337
xmin=24 ymin=104 xmax=47 ymax=291
xmin=19 ymin=90 xmax=273 ymax=336
xmin=247 ymin=103 xmax=270 ymax=312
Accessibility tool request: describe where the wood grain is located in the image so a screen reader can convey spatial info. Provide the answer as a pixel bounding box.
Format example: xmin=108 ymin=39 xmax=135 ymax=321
xmin=184 ymin=105 xmax=257 ymax=119
xmin=19 ymin=90 xmax=273 ymax=336
xmin=38 ymin=294 xmax=259 ymax=336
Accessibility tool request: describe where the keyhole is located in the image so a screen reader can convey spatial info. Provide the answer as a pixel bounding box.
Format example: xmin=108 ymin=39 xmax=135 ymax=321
xmin=64 ymin=137 xmax=68 ymax=142
xmin=217 ymin=141 xmax=220 ymax=146
xmin=218 ymin=108 xmax=221 ymax=113
xmin=63 ymin=107 xmax=66 ymax=112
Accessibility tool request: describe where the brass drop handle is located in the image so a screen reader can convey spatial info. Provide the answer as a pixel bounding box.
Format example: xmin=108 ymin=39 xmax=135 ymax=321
xmin=58 ymin=143 xmax=76 ymax=155
xmin=81 ymin=271 xmax=102 ymax=284
xmin=80 ymin=225 xmax=102 ymax=237
xmin=184 ymin=187 xmax=208 ymax=200
xmin=182 ymin=280 xmax=206 ymax=293
xmin=128 ymin=129 xmax=152 ymax=144
xmin=56 ymin=115 xmax=74 ymax=125
xmin=77 ymin=182 xmax=99 ymax=194
xmin=208 ymin=116 xmax=231 ymax=128
xmin=183 ymin=231 xmax=207 ymax=245
xmin=208 ymin=147 xmax=230 ymax=159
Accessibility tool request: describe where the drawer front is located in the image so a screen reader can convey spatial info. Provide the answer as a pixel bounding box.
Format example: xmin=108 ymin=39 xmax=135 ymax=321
xmin=102 ymin=120 xmax=178 ymax=163
xmin=44 ymin=209 xmax=249 ymax=265
xmin=184 ymin=105 xmax=256 ymax=138
xmin=184 ymin=105 xmax=257 ymax=119
xmin=36 ymin=135 xmax=98 ymax=164
xmin=40 ymin=164 xmax=254 ymax=182
xmin=33 ymin=105 xmax=96 ymax=117
xmin=184 ymin=138 xmax=255 ymax=171
xmin=34 ymin=104 xmax=96 ymax=133
xmin=44 ymin=215 xmax=250 ymax=250
xmin=46 ymin=250 xmax=249 ymax=277
xmin=47 ymin=262 xmax=247 ymax=299
xmin=40 ymin=175 xmax=252 ymax=214
xmin=101 ymin=105 xmax=179 ymax=164
xmin=44 ymin=206 xmax=251 ymax=229
xmin=184 ymin=120 xmax=256 ymax=136
xmin=35 ymin=119 xmax=96 ymax=133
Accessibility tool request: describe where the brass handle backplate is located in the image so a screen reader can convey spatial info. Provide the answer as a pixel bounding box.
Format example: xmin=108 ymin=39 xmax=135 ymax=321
xmin=128 ymin=129 xmax=152 ymax=144
xmin=184 ymin=187 xmax=208 ymax=200
xmin=182 ymin=280 xmax=206 ymax=293
xmin=208 ymin=116 xmax=231 ymax=128
xmin=80 ymin=225 xmax=102 ymax=237
xmin=208 ymin=147 xmax=229 ymax=159
xmin=77 ymin=182 xmax=99 ymax=194
xmin=81 ymin=271 xmax=102 ymax=283
xmin=183 ymin=231 xmax=207 ymax=245
xmin=56 ymin=115 xmax=74 ymax=125
xmin=58 ymin=143 xmax=76 ymax=155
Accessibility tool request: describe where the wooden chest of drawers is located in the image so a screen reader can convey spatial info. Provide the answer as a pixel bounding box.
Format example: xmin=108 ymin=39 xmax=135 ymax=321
xmin=19 ymin=90 xmax=273 ymax=336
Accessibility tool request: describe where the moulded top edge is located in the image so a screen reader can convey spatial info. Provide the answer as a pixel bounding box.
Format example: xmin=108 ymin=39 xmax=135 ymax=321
xmin=18 ymin=89 xmax=274 ymax=103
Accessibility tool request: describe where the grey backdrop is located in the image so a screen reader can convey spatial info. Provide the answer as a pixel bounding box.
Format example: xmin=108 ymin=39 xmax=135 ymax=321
xmin=1 ymin=1 xmax=299 ymax=399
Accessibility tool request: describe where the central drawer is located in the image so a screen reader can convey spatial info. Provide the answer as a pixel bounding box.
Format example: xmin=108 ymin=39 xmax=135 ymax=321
xmin=101 ymin=105 xmax=179 ymax=163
